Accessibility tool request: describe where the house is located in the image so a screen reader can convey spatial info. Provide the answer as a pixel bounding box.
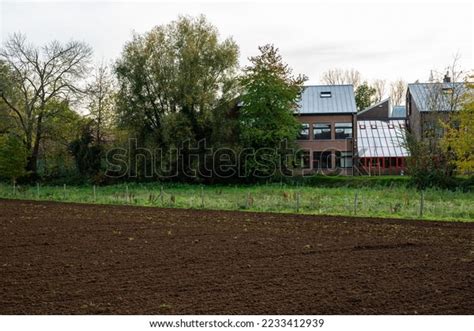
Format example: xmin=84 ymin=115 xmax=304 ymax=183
xmin=293 ymin=85 xmax=410 ymax=176
xmin=406 ymin=75 xmax=465 ymax=140
xmin=294 ymin=85 xmax=357 ymax=175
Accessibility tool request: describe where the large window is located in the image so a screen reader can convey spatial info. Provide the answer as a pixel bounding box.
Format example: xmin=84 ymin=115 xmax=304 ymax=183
xmin=313 ymin=151 xmax=332 ymax=169
xmin=335 ymin=151 xmax=353 ymax=168
xmin=335 ymin=123 xmax=353 ymax=139
xmin=298 ymin=123 xmax=310 ymax=140
xmin=313 ymin=123 xmax=331 ymax=140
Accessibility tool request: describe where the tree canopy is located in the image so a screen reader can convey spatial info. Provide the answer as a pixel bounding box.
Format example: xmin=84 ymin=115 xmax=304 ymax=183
xmin=115 ymin=15 xmax=239 ymax=141
xmin=239 ymin=44 xmax=307 ymax=177
xmin=441 ymin=79 xmax=474 ymax=173
xmin=355 ymin=82 xmax=376 ymax=111
xmin=0 ymin=33 xmax=92 ymax=177
xmin=0 ymin=133 xmax=27 ymax=183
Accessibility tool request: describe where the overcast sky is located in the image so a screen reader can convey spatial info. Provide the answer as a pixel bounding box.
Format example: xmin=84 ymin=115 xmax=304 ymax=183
xmin=1 ymin=0 xmax=472 ymax=85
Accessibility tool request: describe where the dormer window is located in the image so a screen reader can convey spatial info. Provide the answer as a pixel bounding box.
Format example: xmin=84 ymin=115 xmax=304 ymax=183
xmin=320 ymin=91 xmax=332 ymax=98
xmin=371 ymin=124 xmax=377 ymax=129
xmin=442 ymin=88 xmax=453 ymax=95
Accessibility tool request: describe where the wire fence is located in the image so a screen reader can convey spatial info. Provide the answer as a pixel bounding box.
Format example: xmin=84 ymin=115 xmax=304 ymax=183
xmin=1 ymin=182 xmax=473 ymax=222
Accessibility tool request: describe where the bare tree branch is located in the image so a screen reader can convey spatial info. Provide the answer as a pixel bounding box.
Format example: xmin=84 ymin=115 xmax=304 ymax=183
xmin=0 ymin=33 xmax=92 ymax=175
xmin=390 ymin=79 xmax=407 ymax=106
xmin=372 ymin=79 xmax=386 ymax=103
xmin=321 ymin=68 xmax=362 ymax=89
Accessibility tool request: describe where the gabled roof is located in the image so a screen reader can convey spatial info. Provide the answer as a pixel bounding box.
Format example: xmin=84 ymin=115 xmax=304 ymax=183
xmin=358 ymin=98 xmax=390 ymax=116
xmin=408 ymin=82 xmax=466 ymax=112
xmin=296 ymin=85 xmax=357 ymax=114
xmin=390 ymin=105 xmax=406 ymax=118
xmin=357 ymin=120 xmax=409 ymax=158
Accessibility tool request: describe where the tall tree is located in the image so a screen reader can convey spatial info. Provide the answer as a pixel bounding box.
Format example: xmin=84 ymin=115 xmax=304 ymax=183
xmin=355 ymin=82 xmax=376 ymax=111
xmin=0 ymin=34 xmax=92 ymax=177
xmin=239 ymin=44 xmax=307 ymax=177
xmin=115 ymin=15 xmax=239 ymax=142
xmin=87 ymin=62 xmax=116 ymax=145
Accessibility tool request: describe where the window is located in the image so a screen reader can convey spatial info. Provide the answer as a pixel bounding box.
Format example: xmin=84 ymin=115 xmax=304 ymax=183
xmin=296 ymin=150 xmax=311 ymax=169
xmin=313 ymin=123 xmax=331 ymax=140
xmin=335 ymin=122 xmax=353 ymax=139
xmin=320 ymin=91 xmax=332 ymax=98
xmin=335 ymin=151 xmax=353 ymax=168
xmin=313 ymin=151 xmax=332 ymax=169
xmin=298 ymin=123 xmax=310 ymax=140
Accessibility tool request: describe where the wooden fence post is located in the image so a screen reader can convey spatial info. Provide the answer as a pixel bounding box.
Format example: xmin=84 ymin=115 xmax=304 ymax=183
xmin=354 ymin=191 xmax=358 ymax=215
xmin=296 ymin=191 xmax=300 ymax=213
xmin=160 ymin=186 xmax=164 ymax=206
xmin=13 ymin=181 xmax=16 ymax=196
xmin=63 ymin=184 xmax=67 ymax=199
xmin=201 ymin=186 xmax=204 ymax=208
xmin=126 ymin=185 xmax=129 ymax=204
xmin=36 ymin=183 xmax=40 ymax=199
xmin=419 ymin=190 xmax=424 ymax=218
xmin=246 ymin=191 xmax=251 ymax=209
xmin=93 ymin=185 xmax=97 ymax=202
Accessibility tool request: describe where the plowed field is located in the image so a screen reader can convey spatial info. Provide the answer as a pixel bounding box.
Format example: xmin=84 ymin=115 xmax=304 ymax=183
xmin=0 ymin=199 xmax=472 ymax=314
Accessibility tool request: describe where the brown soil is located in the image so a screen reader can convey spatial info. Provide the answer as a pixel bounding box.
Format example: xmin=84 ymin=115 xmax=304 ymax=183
xmin=0 ymin=199 xmax=472 ymax=314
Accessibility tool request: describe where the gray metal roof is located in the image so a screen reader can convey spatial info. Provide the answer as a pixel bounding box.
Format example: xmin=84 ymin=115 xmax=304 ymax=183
xmin=390 ymin=105 xmax=406 ymax=118
xmin=296 ymin=85 xmax=357 ymax=114
xmin=408 ymin=82 xmax=466 ymax=112
xmin=357 ymin=120 xmax=409 ymax=158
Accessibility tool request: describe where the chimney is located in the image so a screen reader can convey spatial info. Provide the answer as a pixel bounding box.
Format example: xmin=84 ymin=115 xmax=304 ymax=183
xmin=443 ymin=71 xmax=451 ymax=83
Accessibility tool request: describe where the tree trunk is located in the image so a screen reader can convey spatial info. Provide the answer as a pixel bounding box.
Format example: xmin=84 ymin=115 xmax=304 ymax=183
xmin=26 ymin=113 xmax=43 ymax=177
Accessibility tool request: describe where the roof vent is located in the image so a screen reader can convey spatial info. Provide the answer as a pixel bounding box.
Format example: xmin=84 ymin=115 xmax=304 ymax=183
xmin=320 ymin=91 xmax=332 ymax=98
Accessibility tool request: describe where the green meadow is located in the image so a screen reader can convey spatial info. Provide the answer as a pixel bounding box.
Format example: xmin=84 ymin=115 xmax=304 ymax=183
xmin=1 ymin=181 xmax=473 ymax=222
